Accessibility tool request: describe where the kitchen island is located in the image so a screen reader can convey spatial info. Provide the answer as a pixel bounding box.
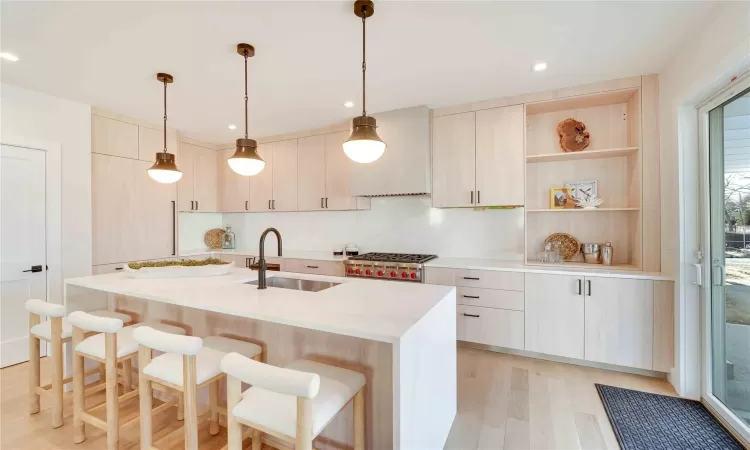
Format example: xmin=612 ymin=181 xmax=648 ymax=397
xmin=64 ymin=268 xmax=457 ymax=450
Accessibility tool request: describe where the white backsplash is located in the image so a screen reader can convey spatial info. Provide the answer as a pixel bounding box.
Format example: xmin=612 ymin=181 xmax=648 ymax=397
xmin=213 ymin=196 xmax=524 ymax=259
xmin=179 ymin=212 xmax=224 ymax=251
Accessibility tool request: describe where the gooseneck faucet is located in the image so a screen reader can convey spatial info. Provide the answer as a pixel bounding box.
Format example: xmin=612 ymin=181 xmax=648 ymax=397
xmin=257 ymin=227 xmax=282 ymax=289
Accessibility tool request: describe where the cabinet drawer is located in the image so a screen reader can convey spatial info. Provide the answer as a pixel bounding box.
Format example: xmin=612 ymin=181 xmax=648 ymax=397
xmin=457 ymin=305 xmax=524 ymax=350
xmin=425 ymin=267 xmax=524 ymax=291
xmin=284 ymin=259 xmax=345 ymax=277
xmin=457 ymin=287 xmax=524 ymax=311
xmin=92 ymin=263 xmax=127 ymax=275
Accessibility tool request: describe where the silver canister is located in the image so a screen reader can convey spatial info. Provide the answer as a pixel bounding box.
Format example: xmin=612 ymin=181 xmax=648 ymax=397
xmin=581 ymin=243 xmax=601 ymax=264
xmin=601 ymin=242 xmax=614 ymax=266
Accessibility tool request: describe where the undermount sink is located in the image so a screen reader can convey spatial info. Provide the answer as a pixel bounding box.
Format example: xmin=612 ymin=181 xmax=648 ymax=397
xmin=245 ymin=276 xmax=340 ymax=292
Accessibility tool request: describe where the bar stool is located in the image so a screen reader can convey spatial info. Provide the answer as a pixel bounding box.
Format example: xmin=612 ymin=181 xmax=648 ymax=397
xmin=220 ymin=352 xmax=366 ymax=450
xmin=25 ymin=299 xmax=132 ymax=428
xmin=68 ymin=312 xmax=186 ymax=450
xmin=133 ymin=327 xmax=263 ymax=450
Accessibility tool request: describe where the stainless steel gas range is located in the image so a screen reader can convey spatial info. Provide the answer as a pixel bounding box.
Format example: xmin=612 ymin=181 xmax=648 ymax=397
xmin=343 ymin=253 xmax=438 ymax=282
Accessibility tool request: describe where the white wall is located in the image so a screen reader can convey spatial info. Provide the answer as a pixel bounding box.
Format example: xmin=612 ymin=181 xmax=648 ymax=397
xmin=179 ymin=212 xmax=223 ymax=251
xmin=658 ymin=2 xmax=750 ymax=398
xmin=216 ymin=197 xmax=525 ymax=259
xmin=1 ymin=83 xmax=92 ymax=305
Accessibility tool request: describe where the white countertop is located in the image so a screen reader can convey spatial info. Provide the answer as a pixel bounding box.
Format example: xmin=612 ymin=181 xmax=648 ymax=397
xmin=180 ymin=248 xmax=348 ymax=262
xmin=424 ymin=257 xmax=674 ymax=281
xmin=65 ymin=268 xmax=455 ymax=343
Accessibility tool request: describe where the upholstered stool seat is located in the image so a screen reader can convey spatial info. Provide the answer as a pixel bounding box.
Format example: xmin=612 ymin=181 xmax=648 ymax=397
xmin=75 ymin=322 xmax=185 ymax=360
xmin=30 ymin=310 xmax=132 ymax=341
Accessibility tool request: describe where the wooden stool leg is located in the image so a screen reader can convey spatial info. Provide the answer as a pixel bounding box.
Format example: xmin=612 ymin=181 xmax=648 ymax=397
xmin=183 ymin=355 xmax=198 ymax=450
xmin=296 ymin=397 xmax=313 ymax=450
xmin=177 ymin=392 xmax=184 ymax=421
xmin=251 ymin=429 xmax=262 ymax=450
xmin=72 ymin=327 xmax=86 ymax=444
xmin=354 ymin=388 xmax=365 ymax=450
xmin=209 ymin=380 xmax=220 ymax=436
xmin=121 ymin=359 xmax=132 ymax=392
xmin=227 ymin=376 xmax=243 ymax=450
xmin=50 ymin=317 xmax=64 ymax=428
xmin=28 ymin=313 xmax=41 ymax=415
xmin=99 ymin=363 xmax=105 ymax=384
xmin=105 ymin=333 xmax=119 ymax=450
xmin=138 ymin=346 xmax=153 ymax=450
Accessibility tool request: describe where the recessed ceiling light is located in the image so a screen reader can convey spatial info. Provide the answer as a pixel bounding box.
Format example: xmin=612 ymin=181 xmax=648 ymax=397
xmin=344 ymin=101 xmax=354 ymax=108
xmin=228 ymin=124 xmax=237 ymax=130
xmin=0 ymin=52 xmax=19 ymax=62
xmin=533 ymin=62 xmax=547 ymax=72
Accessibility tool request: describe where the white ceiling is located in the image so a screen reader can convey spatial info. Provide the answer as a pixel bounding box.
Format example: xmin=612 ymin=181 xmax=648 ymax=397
xmin=1 ymin=1 xmax=716 ymax=143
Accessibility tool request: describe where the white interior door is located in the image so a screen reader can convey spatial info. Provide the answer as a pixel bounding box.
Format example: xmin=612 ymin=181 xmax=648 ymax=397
xmin=1 ymin=144 xmax=47 ymax=367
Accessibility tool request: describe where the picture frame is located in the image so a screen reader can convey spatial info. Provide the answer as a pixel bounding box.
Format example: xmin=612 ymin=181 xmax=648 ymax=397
xmin=565 ymin=180 xmax=598 ymax=202
xmin=549 ymin=187 xmax=577 ymax=209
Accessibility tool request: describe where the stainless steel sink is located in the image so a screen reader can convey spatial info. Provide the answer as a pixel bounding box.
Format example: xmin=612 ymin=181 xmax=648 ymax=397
xmin=245 ymin=276 xmax=340 ymax=292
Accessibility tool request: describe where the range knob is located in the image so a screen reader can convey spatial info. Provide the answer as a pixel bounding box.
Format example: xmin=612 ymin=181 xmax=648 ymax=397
xmin=390 ymin=271 xmax=397 ymax=278
xmin=377 ymin=270 xmax=384 ymax=277
xmin=365 ymin=269 xmax=372 ymax=276
xmin=347 ymin=268 xmax=354 ymax=274
xmin=355 ymin=268 xmax=361 ymax=275
xmin=410 ymin=273 xmax=418 ymax=279
xmin=401 ymin=272 xmax=408 ymax=279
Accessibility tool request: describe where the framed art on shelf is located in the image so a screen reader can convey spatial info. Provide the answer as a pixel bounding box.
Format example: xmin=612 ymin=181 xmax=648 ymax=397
xmin=565 ymin=180 xmax=598 ymax=202
xmin=550 ymin=187 xmax=577 ymax=209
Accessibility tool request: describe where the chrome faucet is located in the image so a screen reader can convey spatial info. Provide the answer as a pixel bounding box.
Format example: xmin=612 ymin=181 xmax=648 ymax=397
xmin=257 ymin=227 xmax=282 ymax=289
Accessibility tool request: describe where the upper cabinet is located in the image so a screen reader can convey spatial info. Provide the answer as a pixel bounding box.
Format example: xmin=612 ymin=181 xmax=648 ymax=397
xmin=92 ymin=115 xmax=139 ymax=159
xmin=349 ymin=106 xmax=431 ymax=196
xmin=248 ymin=143 xmax=274 ymax=211
xmin=324 ymin=131 xmax=359 ymax=211
xmin=297 ymin=135 xmax=327 ymax=210
xmin=137 ymin=126 xmax=178 ymax=162
xmin=271 ymin=139 xmax=298 ymax=211
xmin=178 ymin=142 xmax=219 ymax=212
xmin=432 ymin=105 xmax=524 ymax=208
xmin=219 ymin=148 xmax=250 ymax=212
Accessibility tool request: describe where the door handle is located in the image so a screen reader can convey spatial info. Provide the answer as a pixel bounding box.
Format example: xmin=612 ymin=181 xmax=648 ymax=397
xmin=321 ymin=198 xmax=324 ymax=209
xmin=190 ymin=200 xmax=194 ymax=211
xmin=22 ymin=265 xmax=43 ymax=273
xmin=470 ymin=191 xmax=474 ymax=204
xmin=463 ymin=313 xmax=480 ymax=318
xmin=713 ymin=262 xmax=725 ymax=286
xmin=195 ymin=201 xmax=199 ymax=211
xmin=245 ymin=257 xmax=250 ymax=268
xmin=245 ymin=201 xmax=248 ymax=211
xmin=477 ymin=191 xmax=481 ymax=204
xmin=462 ymin=295 xmax=480 ymax=299
xmin=306 ymin=265 xmax=319 ymax=269
xmin=586 ymin=279 xmax=592 ymax=296
xmin=171 ymin=200 xmax=176 ymax=256
xmin=115 ymin=267 xmax=123 ymax=271
xmin=325 ymin=197 xmax=328 ymax=209
xmin=268 ymin=199 xmax=271 ymax=210
xmin=577 ymin=279 xmax=582 ymax=295
xmin=463 ymin=277 xmax=480 ymax=281
xmin=272 ymin=199 xmax=276 ymax=210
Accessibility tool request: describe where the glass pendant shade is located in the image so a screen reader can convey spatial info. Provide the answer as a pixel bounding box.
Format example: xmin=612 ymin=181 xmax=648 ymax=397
xmin=148 ymin=152 xmax=182 ymax=183
xmin=343 ymin=115 xmax=386 ymax=163
xmin=228 ymin=138 xmax=265 ymax=176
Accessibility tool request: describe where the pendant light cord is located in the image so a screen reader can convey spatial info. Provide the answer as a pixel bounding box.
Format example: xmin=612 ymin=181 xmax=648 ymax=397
xmin=361 ymin=7 xmax=367 ymax=117
xmin=244 ymin=50 xmax=249 ymax=139
xmin=163 ymin=79 xmax=168 ymax=153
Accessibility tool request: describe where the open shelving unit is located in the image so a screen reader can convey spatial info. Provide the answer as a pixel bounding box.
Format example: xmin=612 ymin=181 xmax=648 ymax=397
xmin=524 ymin=87 xmax=644 ymax=270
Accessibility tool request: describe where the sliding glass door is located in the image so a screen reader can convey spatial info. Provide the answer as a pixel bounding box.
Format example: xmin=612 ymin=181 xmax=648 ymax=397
xmin=705 ymin=85 xmax=750 ymax=433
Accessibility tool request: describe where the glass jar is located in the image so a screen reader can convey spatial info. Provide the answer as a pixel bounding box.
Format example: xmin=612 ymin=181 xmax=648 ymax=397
xmin=540 ymin=243 xmax=554 ymax=262
xmin=222 ymin=225 xmax=236 ymax=250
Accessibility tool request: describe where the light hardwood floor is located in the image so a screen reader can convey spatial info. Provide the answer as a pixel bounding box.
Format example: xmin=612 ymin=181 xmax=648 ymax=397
xmin=0 ymin=346 xmax=675 ymax=450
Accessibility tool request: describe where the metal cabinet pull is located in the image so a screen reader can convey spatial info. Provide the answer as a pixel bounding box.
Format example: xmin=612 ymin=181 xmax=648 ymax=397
xmin=577 ymin=279 xmax=582 ymax=295
xmin=325 ymin=197 xmax=328 ymax=208
xmin=462 ymin=295 xmax=480 ymax=299
xmin=470 ymin=191 xmax=474 ymax=204
xmin=463 ymin=276 xmax=480 ymax=281
xmin=587 ymin=280 xmax=592 ymax=296
xmin=195 ymin=201 xmax=199 ymax=210
xmin=268 ymin=199 xmax=271 ymax=210
xmin=272 ymin=199 xmax=276 ymax=210
xmin=463 ymin=313 xmax=480 ymax=318
xmin=171 ymin=200 xmax=176 ymax=256
xmin=245 ymin=201 xmax=248 ymax=211
xmin=115 ymin=267 xmax=123 ymax=271
xmin=190 ymin=200 xmax=194 ymax=210
xmin=245 ymin=257 xmax=250 ymax=268
xmin=477 ymin=191 xmax=481 ymax=204
xmin=306 ymin=265 xmax=319 ymax=269
xmin=321 ymin=198 xmax=324 ymax=209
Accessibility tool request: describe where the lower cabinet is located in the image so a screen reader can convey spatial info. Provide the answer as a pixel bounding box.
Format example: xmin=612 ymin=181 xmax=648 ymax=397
xmin=525 ymin=273 xmax=585 ymax=360
xmin=283 ymin=259 xmax=345 ymax=277
xmin=457 ymin=305 xmax=524 ymax=350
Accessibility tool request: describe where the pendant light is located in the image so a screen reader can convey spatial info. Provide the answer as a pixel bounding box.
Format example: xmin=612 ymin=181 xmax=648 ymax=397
xmin=148 ymin=73 xmax=182 ymax=183
xmin=228 ymin=43 xmax=265 ymax=176
xmin=343 ymin=0 xmax=386 ymax=164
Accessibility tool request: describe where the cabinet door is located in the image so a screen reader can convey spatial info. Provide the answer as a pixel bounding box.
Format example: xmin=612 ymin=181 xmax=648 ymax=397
xmin=193 ymin=145 xmax=219 ymax=212
xmin=131 ymin=160 xmax=178 ymax=260
xmin=138 ymin=126 xmax=178 ymax=162
xmin=584 ymin=277 xmax=654 ymax=370
xmin=92 ymin=154 xmax=135 ymax=264
xmin=248 ymin=143 xmax=274 ymax=212
xmin=457 ymin=305 xmax=524 ymax=349
xmin=324 ymin=131 xmax=358 ymax=211
xmin=177 ymin=143 xmax=196 ymax=212
xmin=432 ymin=112 xmax=476 ymax=207
xmin=525 ymin=273 xmax=585 ymax=359
xmin=475 ymin=105 xmax=524 ymax=206
xmin=297 ymin=135 xmax=327 ymax=211
xmin=219 ymin=148 xmax=250 ymax=212
xmin=92 ymin=115 xmax=139 ymax=159
xmin=272 ymin=139 xmax=298 ymax=211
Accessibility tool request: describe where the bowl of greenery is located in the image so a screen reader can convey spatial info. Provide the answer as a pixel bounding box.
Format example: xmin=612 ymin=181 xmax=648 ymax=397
xmin=123 ymin=258 xmax=233 ymax=278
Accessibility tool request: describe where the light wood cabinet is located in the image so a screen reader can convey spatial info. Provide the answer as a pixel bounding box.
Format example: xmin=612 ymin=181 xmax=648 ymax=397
xmin=178 ymin=142 xmax=219 ymax=212
xmin=584 ymin=277 xmax=654 ymax=370
xmin=271 ymin=139 xmax=298 ymax=211
xmin=248 ymin=143 xmax=274 ymax=211
xmin=475 ymin=105 xmax=524 ymax=206
xmin=432 ymin=112 xmax=476 ymax=208
xmin=283 ymin=259 xmax=345 ymax=277
xmin=457 ymin=305 xmax=524 ymax=350
xmin=92 ymin=115 xmax=139 ymax=159
xmin=219 ymin=148 xmax=250 ymax=212
xmin=324 ymin=131 xmax=358 ymax=211
xmin=424 ymin=267 xmax=524 ymax=291
xmin=297 ymin=135 xmax=327 ymax=211
xmin=456 ymin=287 xmax=524 ymax=311
xmin=525 ymin=273 xmax=585 ymax=359
xmin=137 ymin=126 xmax=178 ymax=162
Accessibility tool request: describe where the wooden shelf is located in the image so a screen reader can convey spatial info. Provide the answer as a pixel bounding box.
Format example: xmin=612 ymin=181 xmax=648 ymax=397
xmin=527 ymin=208 xmax=640 ymax=213
xmin=526 ymin=147 xmax=638 ymax=163
xmin=526 ymin=260 xmax=640 ymax=271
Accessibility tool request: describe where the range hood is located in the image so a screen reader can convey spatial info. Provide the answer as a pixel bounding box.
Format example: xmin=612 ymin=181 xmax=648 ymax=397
xmin=349 ymin=106 xmax=431 ymax=197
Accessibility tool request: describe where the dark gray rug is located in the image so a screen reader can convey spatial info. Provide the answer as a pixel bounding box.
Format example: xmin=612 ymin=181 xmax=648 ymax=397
xmin=596 ymin=384 xmax=744 ymax=450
